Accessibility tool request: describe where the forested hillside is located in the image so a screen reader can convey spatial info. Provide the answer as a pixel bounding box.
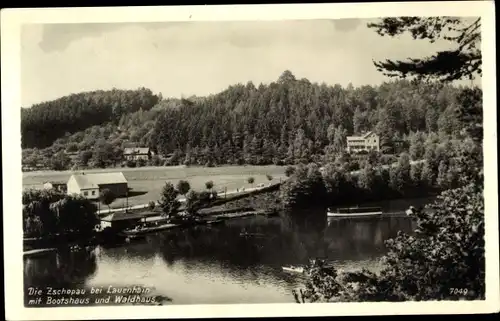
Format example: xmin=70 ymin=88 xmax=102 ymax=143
xmin=153 ymin=71 xmax=476 ymax=165
xmin=21 ymin=87 xmax=161 ymax=149
xmin=21 ymin=70 xmax=480 ymax=171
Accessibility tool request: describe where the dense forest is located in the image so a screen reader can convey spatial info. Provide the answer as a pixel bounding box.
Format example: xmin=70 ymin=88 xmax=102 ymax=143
xmin=21 ymin=87 xmax=162 ymax=149
xmin=21 ymin=71 xmax=480 ymax=171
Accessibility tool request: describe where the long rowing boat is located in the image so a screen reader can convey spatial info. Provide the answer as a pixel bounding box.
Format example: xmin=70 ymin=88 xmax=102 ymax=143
xmin=327 ymin=206 xmax=383 ymax=218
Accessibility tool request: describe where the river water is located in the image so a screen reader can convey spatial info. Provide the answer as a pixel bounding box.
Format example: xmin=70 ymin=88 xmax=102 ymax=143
xmin=24 ymin=197 xmax=434 ymax=306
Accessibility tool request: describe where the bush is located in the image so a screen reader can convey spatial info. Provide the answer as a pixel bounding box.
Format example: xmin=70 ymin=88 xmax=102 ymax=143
xmin=176 ymin=180 xmax=191 ymax=196
xmin=126 ymin=159 xmax=137 ymax=168
xmin=285 ymin=166 xmax=296 ymax=177
xmin=205 ymin=180 xmax=214 ymax=190
xmin=137 ymin=158 xmax=147 ymax=167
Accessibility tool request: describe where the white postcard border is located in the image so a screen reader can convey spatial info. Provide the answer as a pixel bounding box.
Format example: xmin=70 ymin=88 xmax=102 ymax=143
xmin=2 ymin=2 xmax=498 ymax=320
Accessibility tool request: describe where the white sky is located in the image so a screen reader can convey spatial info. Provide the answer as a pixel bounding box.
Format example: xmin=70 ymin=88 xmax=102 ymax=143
xmin=21 ymin=19 xmax=476 ymax=107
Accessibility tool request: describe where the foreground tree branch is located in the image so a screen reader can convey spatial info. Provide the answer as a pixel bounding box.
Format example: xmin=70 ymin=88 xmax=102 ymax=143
xmin=368 ymin=17 xmax=481 ymax=81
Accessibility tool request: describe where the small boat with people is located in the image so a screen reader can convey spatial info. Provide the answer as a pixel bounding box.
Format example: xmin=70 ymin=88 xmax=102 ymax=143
xmin=405 ymin=206 xmax=416 ymax=216
xmin=327 ymin=206 xmax=383 ymax=218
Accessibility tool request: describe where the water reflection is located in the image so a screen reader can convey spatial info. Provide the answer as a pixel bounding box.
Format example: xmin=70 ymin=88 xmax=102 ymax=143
xmin=25 ymin=211 xmax=416 ymax=304
xmin=24 ymin=248 xmax=98 ymax=306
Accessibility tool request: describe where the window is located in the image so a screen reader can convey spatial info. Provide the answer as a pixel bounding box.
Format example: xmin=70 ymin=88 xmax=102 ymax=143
xmin=83 ymin=191 xmax=88 ymax=196
xmin=92 ymin=191 xmax=96 ymax=195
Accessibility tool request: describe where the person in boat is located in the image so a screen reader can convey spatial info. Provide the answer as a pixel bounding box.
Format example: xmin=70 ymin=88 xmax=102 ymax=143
xmin=406 ymin=206 xmax=416 ymax=216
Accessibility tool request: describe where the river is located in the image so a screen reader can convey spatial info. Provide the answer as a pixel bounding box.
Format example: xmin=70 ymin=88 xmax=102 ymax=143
xmin=24 ymin=197 xmax=435 ymax=306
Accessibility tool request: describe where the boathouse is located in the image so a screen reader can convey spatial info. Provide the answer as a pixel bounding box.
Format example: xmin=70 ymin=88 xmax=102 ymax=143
xmin=100 ymin=211 xmax=161 ymax=230
xmin=67 ymin=172 xmax=128 ymax=200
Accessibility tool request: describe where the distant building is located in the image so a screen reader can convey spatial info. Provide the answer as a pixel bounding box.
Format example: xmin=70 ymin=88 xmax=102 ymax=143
xmin=346 ymin=131 xmax=380 ymax=153
xmin=43 ymin=181 xmax=67 ymax=193
xmin=123 ymin=147 xmax=151 ymax=161
xmin=67 ymin=172 xmax=128 ymax=200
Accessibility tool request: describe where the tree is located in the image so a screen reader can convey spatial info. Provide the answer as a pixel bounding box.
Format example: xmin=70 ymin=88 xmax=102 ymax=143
xmin=285 ymin=166 xmax=296 ymax=177
xmin=266 ymin=174 xmax=273 ymax=182
xmin=77 ymin=150 xmax=93 ymax=167
xmin=205 ymin=180 xmax=214 ymax=192
xmin=99 ymin=189 xmax=116 ymax=212
xmin=50 ymin=151 xmax=71 ymax=171
xmin=51 ymin=195 xmax=100 ymax=235
xmin=184 ymin=190 xmax=211 ymax=217
xmin=23 ymin=189 xmax=99 ymax=238
xmin=158 ymin=182 xmax=180 ymax=218
xmin=409 ymin=132 xmax=425 ymax=160
xmin=126 ymin=159 xmax=137 ymax=168
xmin=297 ymin=183 xmax=484 ymax=302
xmin=368 ymin=17 xmax=481 ymax=82
xmin=176 ymin=180 xmax=191 ymax=196
xmin=247 ymin=177 xmax=255 ymax=187
xmin=148 ymin=200 xmax=156 ymax=211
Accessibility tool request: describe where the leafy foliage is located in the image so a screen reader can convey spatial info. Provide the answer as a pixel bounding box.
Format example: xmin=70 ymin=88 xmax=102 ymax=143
xmin=205 ymin=180 xmax=214 ymax=191
xmin=367 ymin=17 xmax=481 ymax=81
xmin=23 ymin=189 xmax=99 ymax=237
xmin=297 ymin=183 xmax=484 ymax=302
xmin=99 ymin=189 xmax=116 ymax=210
xmin=176 ymin=180 xmax=191 ymax=196
xmin=158 ymin=182 xmax=180 ymax=218
xmin=184 ymin=190 xmax=212 ymax=217
xmin=21 ymin=88 xmax=160 ymax=149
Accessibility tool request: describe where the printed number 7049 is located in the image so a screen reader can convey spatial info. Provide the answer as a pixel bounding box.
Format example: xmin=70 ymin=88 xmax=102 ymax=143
xmin=450 ymin=288 xmax=468 ymax=295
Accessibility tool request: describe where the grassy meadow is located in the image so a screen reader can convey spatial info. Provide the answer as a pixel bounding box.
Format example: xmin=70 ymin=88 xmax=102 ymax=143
xmin=22 ymin=165 xmax=288 ymax=209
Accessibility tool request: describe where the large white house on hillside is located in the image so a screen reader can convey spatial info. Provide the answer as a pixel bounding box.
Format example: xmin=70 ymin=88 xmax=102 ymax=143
xmin=346 ymin=131 xmax=380 ymax=153
xmin=67 ymin=172 xmax=128 ymax=200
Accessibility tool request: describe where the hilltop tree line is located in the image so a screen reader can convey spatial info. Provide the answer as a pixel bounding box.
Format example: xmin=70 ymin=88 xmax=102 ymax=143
xmin=21 ymin=73 xmax=480 ymax=171
xmin=152 ymin=74 xmax=475 ymax=167
xmin=21 ymin=87 xmax=161 ymax=149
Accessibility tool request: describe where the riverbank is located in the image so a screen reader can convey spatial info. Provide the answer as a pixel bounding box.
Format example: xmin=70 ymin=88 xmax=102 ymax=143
xmin=23 ymin=165 xmax=288 ymax=209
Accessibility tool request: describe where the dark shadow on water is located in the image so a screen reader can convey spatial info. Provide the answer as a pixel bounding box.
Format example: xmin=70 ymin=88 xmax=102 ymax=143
xmin=24 ymin=203 xmax=419 ymax=304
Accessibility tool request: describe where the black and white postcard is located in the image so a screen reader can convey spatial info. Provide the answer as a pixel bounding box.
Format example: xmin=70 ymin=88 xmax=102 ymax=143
xmin=2 ymin=2 xmax=499 ymax=320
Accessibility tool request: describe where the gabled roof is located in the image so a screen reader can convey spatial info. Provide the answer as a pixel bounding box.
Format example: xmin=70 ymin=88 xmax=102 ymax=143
xmin=101 ymin=211 xmax=157 ymax=222
xmin=70 ymin=172 xmax=128 ymax=189
xmin=101 ymin=212 xmax=146 ymax=222
xmin=124 ymin=147 xmax=150 ymax=155
xmin=362 ymin=131 xmax=375 ymax=138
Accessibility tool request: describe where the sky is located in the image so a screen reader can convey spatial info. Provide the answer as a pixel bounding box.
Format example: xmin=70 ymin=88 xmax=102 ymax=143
xmin=21 ymin=19 xmax=477 ymax=107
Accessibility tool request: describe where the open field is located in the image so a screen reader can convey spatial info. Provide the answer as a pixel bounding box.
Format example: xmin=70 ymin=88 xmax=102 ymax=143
xmin=23 ymin=165 xmax=288 ymax=209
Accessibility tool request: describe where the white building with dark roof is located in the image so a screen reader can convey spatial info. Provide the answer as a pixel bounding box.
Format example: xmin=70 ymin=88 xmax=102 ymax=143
xmin=123 ymin=147 xmax=151 ymax=161
xmin=67 ymin=172 xmax=128 ymax=200
xmin=346 ymin=131 xmax=380 ymax=153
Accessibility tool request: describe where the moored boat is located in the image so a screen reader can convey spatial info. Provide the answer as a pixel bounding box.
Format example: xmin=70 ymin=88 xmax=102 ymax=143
xmin=282 ymin=265 xmax=305 ymax=273
xmin=120 ymin=223 xmax=179 ymax=237
xmin=327 ymin=206 xmax=383 ymax=218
